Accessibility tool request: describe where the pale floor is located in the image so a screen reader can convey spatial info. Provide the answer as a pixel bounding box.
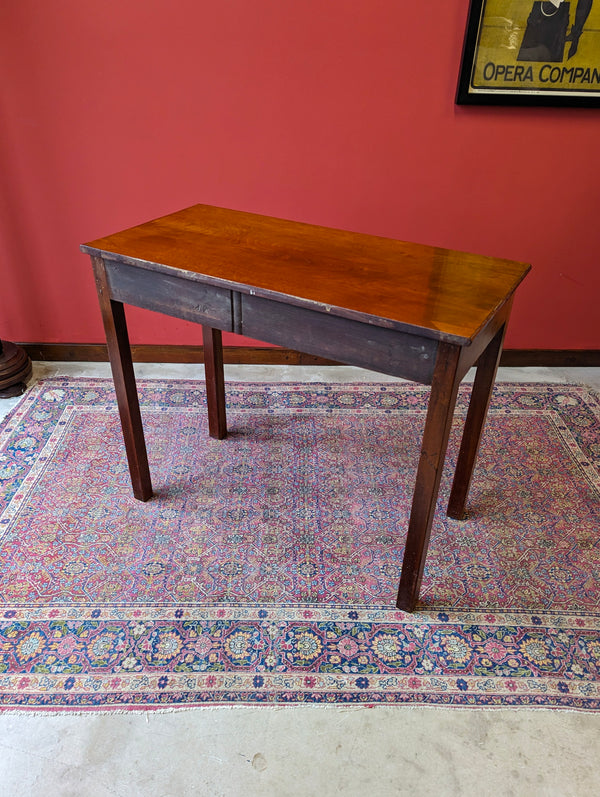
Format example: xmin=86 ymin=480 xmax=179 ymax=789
xmin=0 ymin=363 xmax=599 ymax=797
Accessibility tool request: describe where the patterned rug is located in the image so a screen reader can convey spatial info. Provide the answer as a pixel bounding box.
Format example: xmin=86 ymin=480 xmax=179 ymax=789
xmin=0 ymin=378 xmax=599 ymax=712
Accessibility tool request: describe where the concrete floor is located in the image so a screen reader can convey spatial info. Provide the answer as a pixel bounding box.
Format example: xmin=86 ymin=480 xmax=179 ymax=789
xmin=1 ymin=363 xmax=599 ymax=797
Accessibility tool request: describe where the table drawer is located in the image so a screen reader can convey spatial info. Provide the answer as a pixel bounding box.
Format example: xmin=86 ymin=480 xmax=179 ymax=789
xmin=105 ymin=260 xmax=233 ymax=330
xmin=241 ymin=294 xmax=437 ymax=383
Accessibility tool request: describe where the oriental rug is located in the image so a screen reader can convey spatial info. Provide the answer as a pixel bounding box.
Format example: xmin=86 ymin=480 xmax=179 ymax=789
xmin=0 ymin=379 xmax=599 ymax=712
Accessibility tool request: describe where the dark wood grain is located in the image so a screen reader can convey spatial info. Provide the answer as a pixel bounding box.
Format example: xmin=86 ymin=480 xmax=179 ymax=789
xmin=396 ymin=343 xmax=463 ymax=612
xmin=91 ymin=257 xmax=153 ymax=501
xmin=447 ymin=322 xmax=508 ymax=520
xmin=105 ymin=259 xmax=233 ymax=330
xmin=240 ymin=294 xmax=438 ymax=383
xmin=202 ymin=326 xmax=227 ymax=440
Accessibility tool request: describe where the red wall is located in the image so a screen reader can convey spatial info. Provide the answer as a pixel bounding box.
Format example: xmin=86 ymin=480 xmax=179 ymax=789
xmin=1 ymin=1 xmax=599 ymax=350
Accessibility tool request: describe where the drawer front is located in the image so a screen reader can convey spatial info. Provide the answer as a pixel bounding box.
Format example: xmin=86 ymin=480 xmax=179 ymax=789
xmin=105 ymin=260 xmax=233 ymax=330
xmin=241 ymin=294 xmax=437 ymax=383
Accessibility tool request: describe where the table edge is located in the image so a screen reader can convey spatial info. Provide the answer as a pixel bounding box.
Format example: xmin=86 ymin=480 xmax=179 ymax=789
xmin=81 ymin=244 xmax=531 ymax=348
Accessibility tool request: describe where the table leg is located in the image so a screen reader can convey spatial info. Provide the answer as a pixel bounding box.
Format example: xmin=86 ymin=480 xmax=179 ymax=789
xmin=202 ymin=325 xmax=227 ymax=439
xmin=396 ymin=342 xmax=462 ymax=612
xmin=446 ymin=323 xmax=507 ymax=520
xmin=91 ymin=257 xmax=153 ymax=501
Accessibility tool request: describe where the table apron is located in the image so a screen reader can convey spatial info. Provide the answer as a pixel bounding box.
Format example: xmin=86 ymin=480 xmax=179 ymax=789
xmin=105 ymin=260 xmax=233 ymax=330
xmin=104 ymin=259 xmax=441 ymax=384
xmin=240 ymin=294 xmax=438 ymax=383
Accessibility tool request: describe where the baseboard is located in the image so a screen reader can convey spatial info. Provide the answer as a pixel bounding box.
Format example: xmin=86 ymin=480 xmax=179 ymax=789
xmin=499 ymin=350 xmax=600 ymax=367
xmin=21 ymin=343 xmax=339 ymax=366
xmin=20 ymin=343 xmax=600 ymax=368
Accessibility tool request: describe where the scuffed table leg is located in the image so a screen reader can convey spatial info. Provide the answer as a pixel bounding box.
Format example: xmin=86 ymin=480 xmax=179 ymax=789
xmin=396 ymin=343 xmax=462 ymax=612
xmin=92 ymin=256 xmax=153 ymax=501
xmin=202 ymin=325 xmax=228 ymax=440
xmin=447 ymin=323 xmax=506 ymax=520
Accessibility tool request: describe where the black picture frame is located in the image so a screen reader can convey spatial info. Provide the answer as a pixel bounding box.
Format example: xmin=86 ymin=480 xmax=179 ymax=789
xmin=456 ymin=0 xmax=600 ymax=106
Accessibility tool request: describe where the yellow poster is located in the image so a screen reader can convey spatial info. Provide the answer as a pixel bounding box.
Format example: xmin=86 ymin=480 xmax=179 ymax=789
xmin=457 ymin=0 xmax=600 ymax=103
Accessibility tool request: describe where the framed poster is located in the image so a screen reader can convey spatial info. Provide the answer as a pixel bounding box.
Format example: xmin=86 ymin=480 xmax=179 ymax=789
xmin=456 ymin=0 xmax=600 ymax=105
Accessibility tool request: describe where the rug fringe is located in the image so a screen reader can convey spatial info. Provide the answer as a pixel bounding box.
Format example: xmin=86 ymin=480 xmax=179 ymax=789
xmin=0 ymin=703 xmax=596 ymax=718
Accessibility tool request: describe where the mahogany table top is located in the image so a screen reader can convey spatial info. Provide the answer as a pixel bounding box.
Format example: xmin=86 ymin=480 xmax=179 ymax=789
xmin=82 ymin=204 xmax=531 ymax=345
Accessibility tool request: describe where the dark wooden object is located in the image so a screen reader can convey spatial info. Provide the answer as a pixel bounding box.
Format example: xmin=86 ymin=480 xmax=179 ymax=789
xmin=0 ymin=339 xmax=32 ymax=398
xmin=82 ymin=204 xmax=530 ymax=612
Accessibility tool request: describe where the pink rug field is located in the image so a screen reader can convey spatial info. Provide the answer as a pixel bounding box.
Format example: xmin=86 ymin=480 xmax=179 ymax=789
xmin=0 ymin=378 xmax=598 ymax=710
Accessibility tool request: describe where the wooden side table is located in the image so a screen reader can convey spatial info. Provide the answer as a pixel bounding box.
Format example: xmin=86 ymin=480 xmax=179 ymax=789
xmin=82 ymin=204 xmax=530 ymax=611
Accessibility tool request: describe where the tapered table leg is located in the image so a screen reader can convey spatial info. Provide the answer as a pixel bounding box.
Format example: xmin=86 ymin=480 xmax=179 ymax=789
xmin=447 ymin=323 xmax=507 ymax=520
xmin=92 ymin=257 xmax=153 ymax=501
xmin=202 ymin=325 xmax=227 ymax=439
xmin=396 ymin=343 xmax=462 ymax=612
